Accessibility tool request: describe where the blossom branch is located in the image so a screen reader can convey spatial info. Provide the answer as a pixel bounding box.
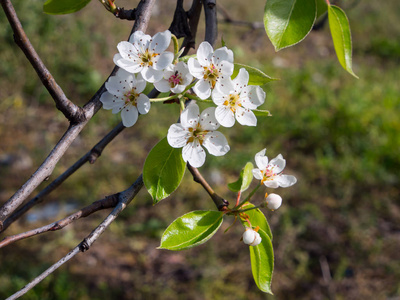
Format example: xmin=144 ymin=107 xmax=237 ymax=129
xmin=6 ymin=175 xmax=144 ymax=300
xmin=187 ymin=164 xmax=229 ymax=211
xmin=0 ymin=0 xmax=156 ymax=231
xmin=203 ymin=0 xmax=218 ymax=46
xmin=217 ymin=3 xmax=263 ymax=30
xmin=1 ymin=0 xmax=84 ymax=123
xmin=181 ymin=0 xmax=202 ymax=56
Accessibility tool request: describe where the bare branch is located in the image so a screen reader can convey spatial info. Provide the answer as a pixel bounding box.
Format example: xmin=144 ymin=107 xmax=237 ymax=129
xmin=187 ymin=163 xmax=229 ymax=211
xmin=6 ymin=175 xmax=144 ymax=300
xmin=0 ymin=0 xmax=157 ymax=231
xmin=0 ymin=0 xmax=84 ymax=123
xmin=203 ymin=0 xmax=218 ymax=46
xmin=217 ymin=3 xmax=263 ymax=30
xmin=181 ymin=0 xmax=202 ymax=56
xmin=115 ymin=7 xmax=136 ymax=20
xmin=0 ymin=195 xmax=119 ymax=248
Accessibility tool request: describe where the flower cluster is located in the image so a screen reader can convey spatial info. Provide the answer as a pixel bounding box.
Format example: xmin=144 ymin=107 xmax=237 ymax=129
xmin=101 ymin=29 xmax=267 ymax=167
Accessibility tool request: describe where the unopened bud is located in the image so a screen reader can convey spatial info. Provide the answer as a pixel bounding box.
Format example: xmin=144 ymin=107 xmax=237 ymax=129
xmin=242 ymin=228 xmax=262 ymax=246
xmin=265 ymin=193 xmax=282 ymax=210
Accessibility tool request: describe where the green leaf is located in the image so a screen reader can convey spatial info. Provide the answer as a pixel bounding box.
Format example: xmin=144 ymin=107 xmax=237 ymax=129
xmin=233 ymin=63 xmax=278 ymax=86
xmin=316 ymin=0 xmax=328 ymax=19
xmin=253 ymin=109 xmax=272 ymax=117
xmin=221 ymin=35 xmax=226 ymax=47
xmin=143 ymin=137 xmax=186 ymax=203
xmin=328 ymin=5 xmax=358 ymax=78
xmin=43 ymin=0 xmax=91 ymax=14
xmin=264 ymin=0 xmax=317 ymax=51
xmin=240 ymin=203 xmax=272 ymax=240
xmin=249 ymin=228 xmax=274 ymax=294
xmin=228 ymin=162 xmax=254 ymax=193
xmin=159 ymin=211 xmax=224 ymax=250
xmin=178 ymin=54 xmax=196 ymax=63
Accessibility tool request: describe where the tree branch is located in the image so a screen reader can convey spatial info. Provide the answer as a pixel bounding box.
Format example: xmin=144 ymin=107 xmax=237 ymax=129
xmin=0 ymin=0 xmax=156 ymax=231
xmin=0 ymin=0 xmax=85 ymax=123
xmin=6 ymin=174 xmax=144 ymax=300
xmin=203 ymin=0 xmax=218 ymax=46
xmin=187 ymin=163 xmax=229 ymax=211
xmin=217 ymin=3 xmax=263 ymax=30
xmin=181 ymin=0 xmax=202 ymax=56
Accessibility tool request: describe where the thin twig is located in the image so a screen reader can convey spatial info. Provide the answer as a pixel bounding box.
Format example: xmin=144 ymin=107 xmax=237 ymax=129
xmin=6 ymin=175 xmax=144 ymax=300
xmin=181 ymin=0 xmax=202 ymax=56
xmin=217 ymin=3 xmax=263 ymax=30
xmin=0 ymin=0 xmax=84 ymax=123
xmin=203 ymin=0 xmax=218 ymax=46
xmin=187 ymin=163 xmax=229 ymax=211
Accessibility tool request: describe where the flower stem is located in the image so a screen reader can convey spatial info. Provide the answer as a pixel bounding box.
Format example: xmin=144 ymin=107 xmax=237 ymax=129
xmin=235 ymin=184 xmax=261 ymax=209
xmin=149 ymin=95 xmax=180 ymax=102
xmin=184 ymin=93 xmax=213 ymax=103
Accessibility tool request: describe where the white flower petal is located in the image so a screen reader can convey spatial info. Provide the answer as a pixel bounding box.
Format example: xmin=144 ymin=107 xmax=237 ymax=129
xmin=171 ymin=84 xmax=186 ymax=94
xmin=167 ymin=124 xmax=189 ymax=148
xmin=117 ymin=41 xmax=140 ymax=59
xmin=218 ymin=61 xmax=234 ymax=80
xmin=212 ymin=47 xmax=234 ymax=66
xmin=121 ymin=105 xmax=139 ymax=127
xmin=211 ymin=89 xmax=226 ymax=106
xmin=150 ymin=30 xmax=171 ymax=53
xmin=215 ymin=106 xmax=235 ymax=127
xmin=255 ymin=149 xmax=269 ymax=170
xmin=175 ymin=61 xmax=189 ymax=75
xmin=100 ymin=92 xmax=119 ymax=110
xmin=134 ymin=73 xmax=147 ymax=93
xmin=114 ymin=54 xmax=143 ymax=74
xmin=141 ymin=67 xmax=163 ymax=83
xmin=193 ymin=79 xmax=211 ymax=100
xmin=275 ymin=175 xmax=297 ymax=187
xmin=246 ymin=85 xmax=266 ymax=108
xmin=188 ymin=58 xmax=204 ymax=79
xmin=232 ymin=68 xmax=249 ymax=89
xmin=235 ymin=107 xmax=257 ymax=126
xmin=269 ymin=154 xmax=286 ymax=174
xmin=136 ymin=94 xmax=150 ymax=114
xmin=154 ymin=79 xmax=171 ymax=92
xmin=197 ymin=42 xmax=213 ymax=66
xmin=105 ymin=75 xmax=127 ymax=96
xmin=182 ymin=140 xmax=206 ymax=168
xmin=264 ymin=180 xmax=279 ymax=188
xmin=180 ymin=102 xmax=199 ymax=129
xmin=252 ymin=169 xmax=263 ymax=180
xmin=129 ymin=30 xmax=150 ymax=45
xmin=200 ymin=107 xmax=220 ymax=130
xmin=215 ymin=79 xmax=234 ymax=96
xmin=203 ymin=132 xmax=230 ymax=156
xmin=154 ymin=51 xmax=174 ymax=70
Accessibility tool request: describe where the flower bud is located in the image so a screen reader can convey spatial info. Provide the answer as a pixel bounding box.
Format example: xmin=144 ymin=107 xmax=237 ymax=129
xmin=266 ymin=193 xmax=282 ymax=210
xmin=242 ymin=228 xmax=262 ymax=246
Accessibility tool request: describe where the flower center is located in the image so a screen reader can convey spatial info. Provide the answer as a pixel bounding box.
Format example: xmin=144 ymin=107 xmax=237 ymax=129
xmin=261 ymin=168 xmax=276 ymax=183
xmin=140 ymin=49 xmax=158 ymax=67
xmin=203 ymin=64 xmax=221 ymax=88
xmin=124 ymin=89 xmax=139 ymax=106
xmin=187 ymin=124 xmax=209 ymax=145
xmin=168 ymin=71 xmax=183 ymax=87
xmin=223 ymin=94 xmax=241 ymax=112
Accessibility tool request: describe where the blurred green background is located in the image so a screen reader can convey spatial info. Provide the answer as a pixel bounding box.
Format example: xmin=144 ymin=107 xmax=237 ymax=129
xmin=0 ymin=0 xmax=399 ymax=299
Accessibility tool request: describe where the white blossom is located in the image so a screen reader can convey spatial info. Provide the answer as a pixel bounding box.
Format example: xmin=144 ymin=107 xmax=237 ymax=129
xmin=100 ymin=69 xmax=150 ymax=127
xmin=188 ymin=41 xmax=234 ymax=100
xmin=154 ymin=61 xmax=193 ymax=94
xmin=167 ymin=103 xmax=230 ymax=168
xmin=212 ymin=68 xmax=265 ymax=127
xmin=242 ymin=228 xmax=262 ymax=246
xmin=113 ymin=30 xmax=174 ymax=83
xmin=265 ymin=193 xmax=282 ymax=210
xmin=252 ymin=149 xmax=297 ymax=188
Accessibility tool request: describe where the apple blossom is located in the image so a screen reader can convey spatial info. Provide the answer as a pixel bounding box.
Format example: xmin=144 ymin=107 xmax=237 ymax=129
xmin=188 ymin=41 xmax=234 ymax=99
xmin=242 ymin=228 xmax=262 ymax=246
xmin=252 ymin=149 xmax=297 ymax=188
xmin=167 ymin=102 xmax=230 ymax=168
xmin=212 ymin=68 xmax=266 ymax=127
xmin=154 ymin=61 xmax=193 ymax=94
xmin=113 ymin=30 xmax=174 ymax=83
xmin=100 ymin=69 xmax=150 ymax=127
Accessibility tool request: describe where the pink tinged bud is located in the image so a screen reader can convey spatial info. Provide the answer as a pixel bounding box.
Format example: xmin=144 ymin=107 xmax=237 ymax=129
xmin=242 ymin=228 xmax=262 ymax=246
xmin=266 ymin=193 xmax=282 ymax=210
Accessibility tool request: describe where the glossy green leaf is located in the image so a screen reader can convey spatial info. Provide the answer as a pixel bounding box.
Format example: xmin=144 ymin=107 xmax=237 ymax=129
xmin=143 ymin=137 xmax=186 ymax=203
xmin=249 ymin=228 xmax=274 ymax=294
xmin=228 ymin=162 xmax=254 ymax=193
xmin=253 ymin=109 xmax=272 ymax=117
xmin=43 ymin=0 xmax=91 ymax=14
xmin=316 ymin=0 xmax=328 ymax=19
xmin=328 ymin=5 xmax=358 ymax=78
xmin=240 ymin=203 xmax=272 ymax=240
xmin=159 ymin=211 xmax=224 ymax=250
xmin=178 ymin=54 xmax=196 ymax=63
xmin=233 ymin=63 xmax=278 ymax=86
xmin=264 ymin=0 xmax=317 ymax=51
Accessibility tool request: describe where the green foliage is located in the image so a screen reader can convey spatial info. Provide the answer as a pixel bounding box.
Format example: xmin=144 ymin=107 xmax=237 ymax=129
xmin=158 ymin=211 xmax=224 ymax=250
xmin=263 ymin=0 xmax=316 ymax=50
xmin=143 ymin=137 xmax=186 ymax=203
xmin=248 ymin=228 xmax=274 ymax=294
xmin=328 ymin=5 xmax=358 ymax=78
xmin=240 ymin=203 xmax=273 ymax=240
xmin=232 ymin=63 xmax=278 ymax=85
xmin=43 ymin=0 xmax=91 ymax=15
xmin=253 ymin=109 xmax=272 ymax=117
xmin=228 ymin=162 xmax=254 ymax=192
